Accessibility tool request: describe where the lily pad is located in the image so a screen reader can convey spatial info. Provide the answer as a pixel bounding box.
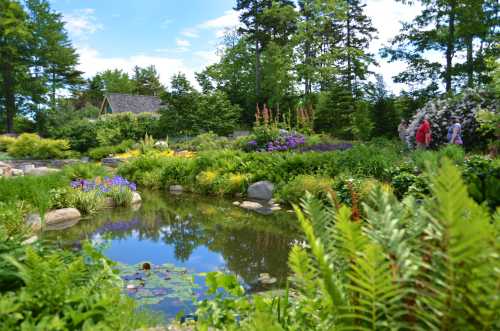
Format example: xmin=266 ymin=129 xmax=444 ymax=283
xmin=115 ymin=262 xmax=198 ymax=305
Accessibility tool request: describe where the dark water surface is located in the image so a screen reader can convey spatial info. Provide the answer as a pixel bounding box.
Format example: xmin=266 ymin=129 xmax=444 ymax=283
xmin=42 ymin=191 xmax=298 ymax=319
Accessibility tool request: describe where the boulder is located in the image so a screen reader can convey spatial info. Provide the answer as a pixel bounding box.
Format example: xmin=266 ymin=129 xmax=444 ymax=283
xmin=26 ymin=213 xmax=42 ymax=232
xmin=233 ymin=201 xmax=241 ymax=206
xmin=45 ymin=218 xmax=80 ymax=231
xmin=247 ymin=181 xmax=274 ymax=201
xmin=45 ymin=208 xmax=81 ymax=225
xmin=24 ymin=167 xmax=60 ymax=176
xmin=22 ymin=236 xmax=38 ymax=245
xmin=239 ymin=201 xmax=273 ymax=216
xmin=21 ymin=164 xmax=35 ymax=172
xmin=101 ymin=157 xmax=123 ymax=167
xmin=0 ymin=166 xmax=12 ymax=177
xmin=11 ymin=168 xmax=23 ymax=176
xmin=131 ymin=192 xmax=142 ymax=204
xmin=169 ymin=185 xmax=184 ymax=193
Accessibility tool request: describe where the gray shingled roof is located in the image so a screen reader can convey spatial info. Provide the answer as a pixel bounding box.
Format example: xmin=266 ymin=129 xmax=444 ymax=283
xmin=105 ymin=93 xmax=162 ymax=114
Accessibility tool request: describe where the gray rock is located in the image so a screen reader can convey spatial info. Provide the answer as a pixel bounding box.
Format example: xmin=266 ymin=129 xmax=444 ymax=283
xmin=270 ymin=206 xmax=282 ymax=212
xmin=240 ymin=201 xmax=264 ymax=210
xmin=25 ymin=167 xmax=60 ymax=176
xmin=101 ymin=157 xmax=123 ymax=167
xmin=233 ymin=201 xmax=241 ymax=206
xmin=45 ymin=218 xmax=80 ymax=231
xmin=239 ymin=201 xmax=273 ymax=215
xmin=26 ymin=213 xmax=42 ymax=232
xmin=247 ymin=181 xmax=274 ymax=201
xmin=169 ymin=185 xmax=184 ymax=193
xmin=22 ymin=236 xmax=38 ymax=245
xmin=21 ymin=164 xmax=35 ymax=172
xmin=44 ymin=208 xmax=81 ymax=225
xmin=11 ymin=168 xmax=23 ymax=176
xmin=0 ymin=161 xmax=10 ymax=167
xmin=131 ymin=192 xmax=142 ymax=204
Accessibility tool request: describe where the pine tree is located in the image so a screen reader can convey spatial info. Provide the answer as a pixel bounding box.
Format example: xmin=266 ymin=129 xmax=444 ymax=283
xmin=340 ymin=0 xmax=377 ymax=96
xmin=0 ymin=0 xmax=31 ymax=133
xmin=132 ymin=65 xmax=164 ymax=96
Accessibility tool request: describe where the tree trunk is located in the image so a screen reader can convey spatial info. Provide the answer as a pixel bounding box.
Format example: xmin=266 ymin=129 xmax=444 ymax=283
xmin=445 ymin=1 xmax=456 ymax=93
xmin=1 ymin=63 xmax=17 ymax=133
xmin=255 ymin=39 xmax=261 ymax=105
xmin=466 ymin=35 xmax=474 ymax=88
xmin=346 ymin=2 xmax=353 ymax=96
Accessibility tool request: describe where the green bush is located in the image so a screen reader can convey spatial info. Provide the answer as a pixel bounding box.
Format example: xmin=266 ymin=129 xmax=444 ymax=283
xmin=176 ymin=132 xmax=231 ymax=151
xmin=88 ymin=139 xmax=134 ymax=160
xmin=66 ymin=189 xmax=104 ymax=215
xmin=108 ymin=186 xmax=133 ymax=207
xmin=0 ymin=174 xmax=66 ymax=208
xmin=461 ymin=155 xmax=500 ymax=209
xmin=0 ymin=135 xmax=16 ymax=152
xmin=7 ymin=134 xmax=72 ymax=159
xmin=62 ymin=163 xmax=110 ymax=181
xmin=279 ymin=175 xmax=334 ymax=202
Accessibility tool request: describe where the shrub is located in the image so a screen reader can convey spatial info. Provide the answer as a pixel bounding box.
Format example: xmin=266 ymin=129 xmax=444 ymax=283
xmin=196 ymin=170 xmax=219 ymax=194
xmin=279 ymin=175 xmax=334 ymax=202
xmin=88 ymin=139 xmax=135 ymax=160
xmin=461 ymin=155 xmax=500 ymax=209
xmin=7 ymin=134 xmax=72 ymax=159
xmin=108 ymin=186 xmax=133 ymax=207
xmin=0 ymin=135 xmax=16 ymax=152
xmin=66 ymin=189 xmax=104 ymax=215
xmin=176 ymin=132 xmax=231 ymax=151
xmin=62 ymin=163 xmax=110 ymax=181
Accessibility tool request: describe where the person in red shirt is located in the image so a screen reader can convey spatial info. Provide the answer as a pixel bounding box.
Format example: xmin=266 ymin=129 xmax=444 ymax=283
xmin=415 ymin=115 xmax=431 ymax=149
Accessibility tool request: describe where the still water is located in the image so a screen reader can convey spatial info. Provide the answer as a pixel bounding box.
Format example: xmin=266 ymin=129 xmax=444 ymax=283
xmin=43 ymin=191 xmax=298 ymax=319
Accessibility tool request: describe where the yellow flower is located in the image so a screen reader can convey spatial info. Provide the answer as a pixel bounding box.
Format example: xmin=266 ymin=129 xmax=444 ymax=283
xmin=115 ymin=149 xmax=140 ymax=159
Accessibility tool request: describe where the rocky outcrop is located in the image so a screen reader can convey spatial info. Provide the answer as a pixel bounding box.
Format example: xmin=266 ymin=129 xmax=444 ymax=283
xmin=101 ymin=157 xmax=124 ymax=167
xmin=247 ymin=181 xmax=274 ymax=201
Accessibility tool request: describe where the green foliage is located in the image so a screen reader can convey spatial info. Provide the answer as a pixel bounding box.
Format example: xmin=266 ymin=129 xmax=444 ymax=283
xmin=175 ymin=132 xmax=231 ymax=151
xmin=88 ymin=139 xmax=134 ymax=160
xmin=107 ymin=186 xmax=133 ymax=207
xmin=61 ymin=163 xmax=110 ymax=181
xmin=0 ymin=135 xmax=16 ymax=152
xmin=196 ymin=161 xmax=500 ymax=330
xmin=279 ymin=175 xmax=334 ymax=202
xmin=66 ymin=189 xmax=104 ymax=215
xmin=7 ymin=133 xmax=72 ymax=159
xmin=461 ymin=155 xmax=500 ymax=209
xmin=0 ymin=246 xmax=155 ymax=330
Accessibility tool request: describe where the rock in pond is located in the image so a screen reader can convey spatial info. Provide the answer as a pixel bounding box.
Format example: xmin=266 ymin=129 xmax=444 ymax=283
xmin=24 ymin=166 xmax=60 ymax=176
xmin=247 ymin=181 xmax=274 ymax=201
xmin=26 ymin=208 xmax=81 ymax=231
xmin=45 ymin=208 xmax=81 ymax=225
xmin=239 ymin=201 xmax=273 ymax=216
xmin=132 ymin=192 xmax=142 ymax=204
xmin=169 ymin=185 xmax=184 ymax=193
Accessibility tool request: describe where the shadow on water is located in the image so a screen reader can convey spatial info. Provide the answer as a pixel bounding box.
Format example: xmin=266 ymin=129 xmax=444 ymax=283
xmin=42 ymin=191 xmax=299 ymax=319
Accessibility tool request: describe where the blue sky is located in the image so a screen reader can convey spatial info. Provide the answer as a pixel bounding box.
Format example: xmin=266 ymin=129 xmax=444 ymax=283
xmin=50 ymin=0 xmax=421 ymax=92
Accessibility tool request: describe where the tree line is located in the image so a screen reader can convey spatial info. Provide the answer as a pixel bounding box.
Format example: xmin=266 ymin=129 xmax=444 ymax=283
xmin=0 ymin=0 xmax=498 ymax=137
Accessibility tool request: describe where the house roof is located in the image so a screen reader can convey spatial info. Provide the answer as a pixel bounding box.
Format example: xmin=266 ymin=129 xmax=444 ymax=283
xmin=103 ymin=93 xmax=162 ymax=114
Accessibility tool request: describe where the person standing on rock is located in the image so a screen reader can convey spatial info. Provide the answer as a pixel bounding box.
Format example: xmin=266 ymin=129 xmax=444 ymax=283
xmin=447 ymin=116 xmax=463 ymax=146
xmin=415 ymin=115 xmax=432 ymax=149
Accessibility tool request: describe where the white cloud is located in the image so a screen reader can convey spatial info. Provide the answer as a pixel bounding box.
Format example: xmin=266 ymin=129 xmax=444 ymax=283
xmin=63 ymin=8 xmax=103 ymax=38
xmin=181 ymin=28 xmax=200 ymax=38
xmin=176 ymin=39 xmax=191 ymax=47
xmin=365 ymin=0 xmax=422 ymax=92
xmin=180 ymin=10 xmax=241 ymax=40
xmin=197 ymin=10 xmax=240 ymax=30
xmin=161 ymin=18 xmax=173 ymax=29
xmin=76 ymin=46 xmax=198 ymax=88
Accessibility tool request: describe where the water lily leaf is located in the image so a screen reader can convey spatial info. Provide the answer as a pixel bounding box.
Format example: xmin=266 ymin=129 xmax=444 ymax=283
xmin=115 ymin=261 xmax=198 ymax=306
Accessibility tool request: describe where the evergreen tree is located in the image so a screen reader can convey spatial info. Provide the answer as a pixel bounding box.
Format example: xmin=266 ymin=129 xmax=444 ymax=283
xmin=235 ymin=0 xmax=296 ymax=104
xmin=132 ymin=65 xmax=164 ymax=96
xmin=370 ymin=75 xmax=399 ymax=137
xmin=340 ymin=0 xmax=377 ymax=96
xmin=0 ymin=0 xmax=31 ymax=133
xmin=26 ymin=0 xmax=82 ymax=109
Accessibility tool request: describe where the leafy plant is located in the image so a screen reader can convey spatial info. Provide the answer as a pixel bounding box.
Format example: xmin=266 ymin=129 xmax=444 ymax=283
xmin=7 ymin=133 xmax=72 ymax=159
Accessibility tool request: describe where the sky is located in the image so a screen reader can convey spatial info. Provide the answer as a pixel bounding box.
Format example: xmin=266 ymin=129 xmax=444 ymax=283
xmin=49 ymin=0 xmax=422 ymax=92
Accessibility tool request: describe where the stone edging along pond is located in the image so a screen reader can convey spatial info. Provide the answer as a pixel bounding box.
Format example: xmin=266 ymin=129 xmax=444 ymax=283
xmin=25 ymin=192 xmax=142 ymax=233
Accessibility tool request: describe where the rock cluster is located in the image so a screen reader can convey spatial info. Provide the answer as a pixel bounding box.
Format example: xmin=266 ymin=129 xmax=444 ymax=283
xmin=0 ymin=162 xmax=60 ymax=177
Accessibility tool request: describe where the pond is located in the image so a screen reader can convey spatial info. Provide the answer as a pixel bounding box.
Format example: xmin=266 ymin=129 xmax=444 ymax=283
xmin=42 ymin=191 xmax=299 ymax=320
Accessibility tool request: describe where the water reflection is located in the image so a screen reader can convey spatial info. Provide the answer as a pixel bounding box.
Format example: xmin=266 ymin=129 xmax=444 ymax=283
xmin=43 ymin=191 xmax=298 ymax=288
